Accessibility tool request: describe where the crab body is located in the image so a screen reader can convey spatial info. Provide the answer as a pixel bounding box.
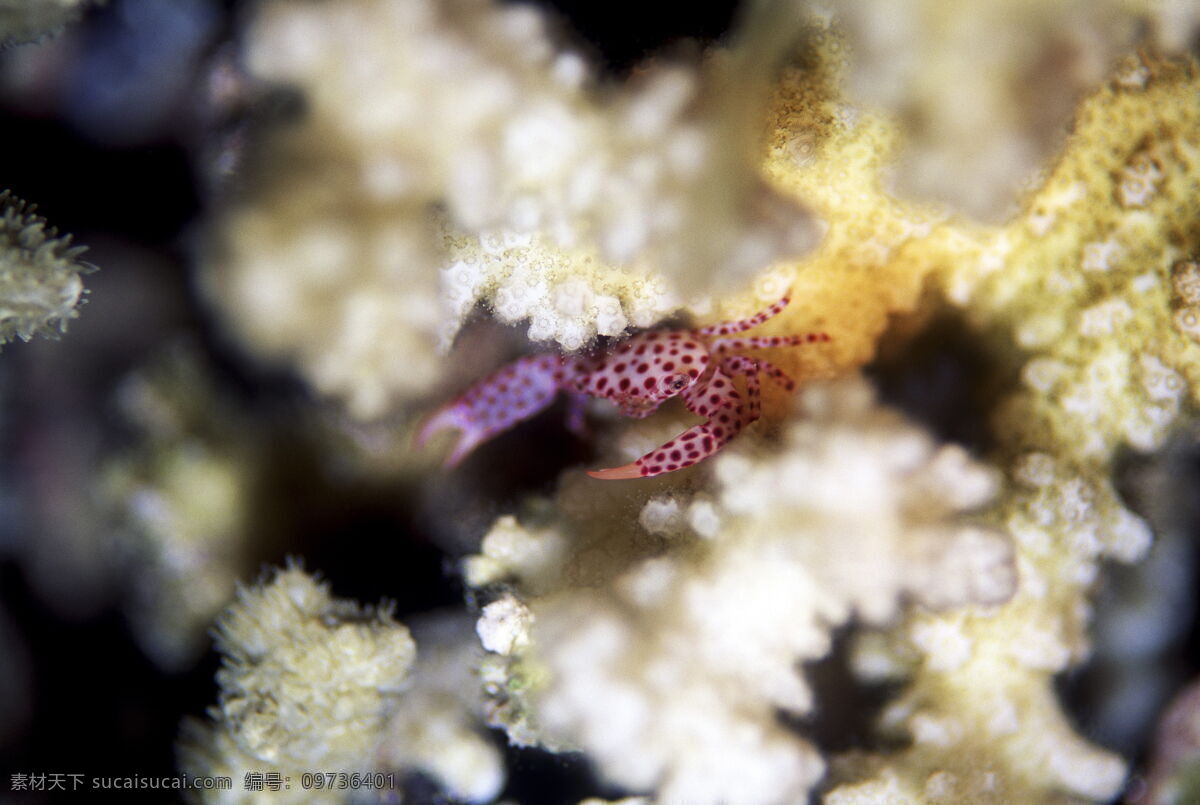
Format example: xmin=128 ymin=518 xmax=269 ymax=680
xmin=417 ymin=295 xmax=829 ymax=479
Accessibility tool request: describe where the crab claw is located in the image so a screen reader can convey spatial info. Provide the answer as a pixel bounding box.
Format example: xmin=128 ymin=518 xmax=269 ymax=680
xmin=585 ymin=462 xmax=646 ymax=480
xmin=416 ymin=406 xmax=484 ymax=468
xmin=587 ymin=421 xmax=730 ymax=480
xmin=416 ymin=354 xmax=567 ymax=468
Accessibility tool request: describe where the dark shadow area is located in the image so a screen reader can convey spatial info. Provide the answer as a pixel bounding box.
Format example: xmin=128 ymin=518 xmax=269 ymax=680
xmin=867 ymin=308 xmax=1017 ymax=455
xmin=500 ymin=744 xmax=633 ymax=805
xmin=796 ymin=626 xmax=907 ymax=756
xmin=0 ymin=562 xmax=221 ymax=801
xmin=519 ymin=0 xmax=739 ymax=76
xmin=1057 ymin=436 xmax=1200 ymax=794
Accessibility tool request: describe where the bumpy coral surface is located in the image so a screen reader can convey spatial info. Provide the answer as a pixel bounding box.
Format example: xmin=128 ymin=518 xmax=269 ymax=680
xmin=376 ymin=613 xmax=505 ymax=803
xmin=0 ymin=188 xmax=90 ymax=345
xmin=823 ymin=52 xmax=1200 ymax=804
xmin=458 ymin=32 xmax=1200 ymax=805
xmin=697 ymin=43 xmax=944 ymax=421
xmin=182 ymin=568 xmax=505 ymax=804
xmin=203 ymin=152 xmax=445 ymax=419
xmin=831 ymin=0 xmax=1200 ymax=220
xmin=181 ymin=567 xmax=416 ymax=805
xmin=468 ymin=378 xmax=1013 ymax=804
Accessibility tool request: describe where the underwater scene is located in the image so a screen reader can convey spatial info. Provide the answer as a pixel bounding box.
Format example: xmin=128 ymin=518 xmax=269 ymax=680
xmin=2 ymin=1 xmax=1200 ymax=802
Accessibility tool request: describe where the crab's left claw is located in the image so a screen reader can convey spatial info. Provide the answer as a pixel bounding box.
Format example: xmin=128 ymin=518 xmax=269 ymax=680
xmin=416 ymin=406 xmax=486 ymax=468
xmin=587 ymin=421 xmax=732 ymax=480
xmin=416 ymin=353 xmax=568 ymax=468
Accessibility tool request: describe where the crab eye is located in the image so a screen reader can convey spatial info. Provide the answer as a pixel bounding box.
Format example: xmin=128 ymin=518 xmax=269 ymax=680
xmin=668 ymin=373 xmax=689 ymax=391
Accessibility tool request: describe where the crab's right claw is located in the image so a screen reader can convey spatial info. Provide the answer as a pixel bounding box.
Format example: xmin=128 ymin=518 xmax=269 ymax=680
xmin=587 ymin=422 xmax=729 ymax=480
xmin=585 ymin=462 xmax=646 ymax=480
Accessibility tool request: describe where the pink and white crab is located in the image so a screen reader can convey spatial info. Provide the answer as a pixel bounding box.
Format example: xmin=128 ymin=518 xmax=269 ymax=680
xmin=417 ymin=295 xmax=830 ymax=479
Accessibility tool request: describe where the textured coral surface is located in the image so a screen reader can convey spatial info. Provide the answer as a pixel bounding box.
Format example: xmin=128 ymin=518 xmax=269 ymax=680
xmin=467 ymin=379 xmax=1015 ymax=804
xmin=180 ymin=567 xmax=417 ymax=804
xmin=0 ymin=188 xmax=90 ymax=345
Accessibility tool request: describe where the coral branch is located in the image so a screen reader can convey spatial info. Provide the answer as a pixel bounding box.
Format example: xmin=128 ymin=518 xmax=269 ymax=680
xmin=0 ymin=189 xmax=92 ymax=346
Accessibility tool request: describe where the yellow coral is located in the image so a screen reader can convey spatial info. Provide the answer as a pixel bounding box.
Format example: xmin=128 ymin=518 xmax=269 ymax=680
xmin=824 ymin=52 xmax=1200 ymax=803
xmin=702 ymin=39 xmax=944 ymax=420
xmin=951 ymin=53 xmax=1200 ymax=461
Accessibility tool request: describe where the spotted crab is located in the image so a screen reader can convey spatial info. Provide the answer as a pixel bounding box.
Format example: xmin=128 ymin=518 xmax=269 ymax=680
xmin=417 ymin=295 xmax=830 ymax=479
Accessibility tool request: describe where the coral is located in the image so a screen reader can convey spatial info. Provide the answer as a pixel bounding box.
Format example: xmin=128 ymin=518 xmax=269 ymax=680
xmin=459 ymin=32 xmax=1200 ymax=805
xmin=205 ymin=0 xmax=819 ymax=417
xmin=829 ymin=0 xmax=1200 ymax=220
xmin=202 ymin=162 xmax=445 ymax=419
xmin=821 ymin=51 xmax=1200 ymax=803
xmin=0 ymin=0 xmax=85 ymax=47
xmin=178 ymin=4 xmax=1200 ymax=804
xmin=467 ymin=378 xmax=1014 ymax=804
xmin=100 ymin=345 xmax=258 ymax=670
xmin=182 ymin=568 xmax=504 ymax=804
xmin=944 ymin=53 xmax=1200 ymax=464
xmin=437 ymin=222 xmax=678 ymax=353
xmin=698 ymin=42 xmax=945 ymax=423
xmin=180 ymin=567 xmax=416 ymax=805
xmin=0 ymin=188 xmax=91 ymax=345
xmin=375 ymin=613 xmax=505 ymax=803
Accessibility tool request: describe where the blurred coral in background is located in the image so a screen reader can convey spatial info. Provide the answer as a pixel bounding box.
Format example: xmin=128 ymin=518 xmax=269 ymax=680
xmin=2 ymin=0 xmax=1200 ymax=803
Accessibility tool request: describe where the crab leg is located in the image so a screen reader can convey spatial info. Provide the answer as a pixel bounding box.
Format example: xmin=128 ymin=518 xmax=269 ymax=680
xmin=720 ymin=354 xmax=797 ymax=393
xmin=710 ymin=332 xmax=831 ymax=353
xmin=696 ymin=295 xmax=791 ymax=336
xmin=587 ymin=369 xmax=753 ymax=480
xmin=417 ymin=354 xmax=568 ymax=467
xmin=724 ymin=354 xmax=806 ymax=423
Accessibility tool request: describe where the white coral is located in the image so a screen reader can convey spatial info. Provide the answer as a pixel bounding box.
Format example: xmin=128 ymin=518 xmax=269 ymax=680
xmin=207 ymin=0 xmax=817 ymax=413
xmin=831 ymin=0 xmax=1200 ymax=220
xmin=377 ymin=613 xmax=505 ymax=803
xmin=180 ymin=567 xmax=416 ymax=804
xmin=467 ymin=377 xmax=1014 ymax=804
xmin=0 ymin=189 xmax=89 ymax=345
